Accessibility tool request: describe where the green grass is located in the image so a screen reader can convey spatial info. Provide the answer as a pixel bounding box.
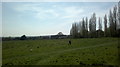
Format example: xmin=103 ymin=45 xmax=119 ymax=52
xmin=2 ymin=38 xmax=119 ymax=66
xmin=0 ymin=41 xmax=2 ymax=66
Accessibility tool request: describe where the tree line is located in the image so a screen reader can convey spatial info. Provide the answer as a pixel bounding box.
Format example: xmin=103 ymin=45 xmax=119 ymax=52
xmin=70 ymin=2 xmax=120 ymax=38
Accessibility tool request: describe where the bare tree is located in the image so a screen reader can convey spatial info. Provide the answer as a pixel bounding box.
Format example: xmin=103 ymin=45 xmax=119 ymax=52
xmin=97 ymin=17 xmax=103 ymax=37
xmin=98 ymin=17 xmax=102 ymax=30
xmin=113 ymin=5 xmax=117 ymax=36
xmin=104 ymin=14 xmax=108 ymax=37
xmin=70 ymin=22 xmax=79 ymax=38
xmin=89 ymin=18 xmax=92 ymax=37
xmin=89 ymin=13 xmax=96 ymax=37
xmin=78 ymin=21 xmax=82 ymax=37
xmin=109 ymin=9 xmax=115 ymax=37
xmin=118 ymin=1 xmax=120 ymax=30
xmin=81 ymin=18 xmax=86 ymax=37
xmin=85 ymin=17 xmax=88 ymax=37
xmin=69 ymin=1 xmax=120 ymax=38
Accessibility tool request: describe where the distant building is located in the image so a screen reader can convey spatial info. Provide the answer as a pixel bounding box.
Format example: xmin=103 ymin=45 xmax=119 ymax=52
xmin=2 ymin=32 xmax=69 ymax=41
xmin=41 ymin=36 xmax=51 ymax=39
xmin=57 ymin=32 xmax=63 ymax=35
xmin=51 ymin=32 xmax=68 ymax=39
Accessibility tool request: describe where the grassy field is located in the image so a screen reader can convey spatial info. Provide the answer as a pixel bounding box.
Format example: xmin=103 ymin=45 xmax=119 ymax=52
xmin=2 ymin=38 xmax=119 ymax=66
xmin=0 ymin=41 xmax=2 ymax=66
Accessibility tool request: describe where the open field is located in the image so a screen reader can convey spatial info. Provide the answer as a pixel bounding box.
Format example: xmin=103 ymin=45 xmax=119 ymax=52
xmin=0 ymin=41 xmax=2 ymax=66
xmin=2 ymin=38 xmax=119 ymax=66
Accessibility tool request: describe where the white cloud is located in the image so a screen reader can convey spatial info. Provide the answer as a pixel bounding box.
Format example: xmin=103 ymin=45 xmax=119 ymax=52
xmin=35 ymin=9 xmax=60 ymax=20
xmin=12 ymin=4 xmax=59 ymax=19
xmin=52 ymin=5 xmax=57 ymax=8
xmin=13 ymin=4 xmax=35 ymax=12
xmin=12 ymin=2 xmax=117 ymax=23
xmin=9 ymin=2 xmax=117 ymax=22
xmin=13 ymin=3 xmax=84 ymax=21
xmin=64 ymin=6 xmax=83 ymax=14
xmin=45 ymin=9 xmax=60 ymax=17
xmin=62 ymin=6 xmax=84 ymax=19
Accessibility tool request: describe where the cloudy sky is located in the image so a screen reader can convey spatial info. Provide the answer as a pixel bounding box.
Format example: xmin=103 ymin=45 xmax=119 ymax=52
xmin=2 ymin=2 xmax=118 ymax=37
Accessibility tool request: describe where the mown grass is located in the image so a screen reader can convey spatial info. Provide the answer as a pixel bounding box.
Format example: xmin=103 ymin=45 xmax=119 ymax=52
xmin=2 ymin=37 xmax=119 ymax=66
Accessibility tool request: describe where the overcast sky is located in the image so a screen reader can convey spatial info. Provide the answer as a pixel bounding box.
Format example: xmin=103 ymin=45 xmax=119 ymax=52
xmin=2 ymin=2 xmax=118 ymax=37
